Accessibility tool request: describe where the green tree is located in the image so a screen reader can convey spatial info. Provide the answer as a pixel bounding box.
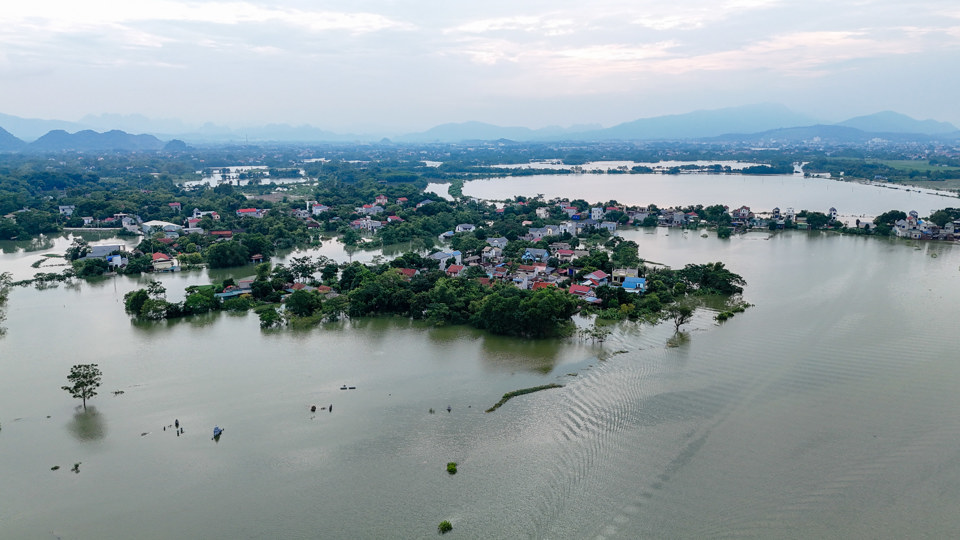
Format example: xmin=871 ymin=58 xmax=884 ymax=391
xmin=285 ymin=290 xmax=320 ymax=317
xmin=258 ymin=307 xmax=282 ymax=328
xmin=205 ymin=241 xmax=249 ymax=268
xmin=667 ymin=304 xmax=694 ymax=332
xmin=124 ymin=289 xmax=149 ymax=315
xmin=61 ymin=364 xmax=102 ymax=410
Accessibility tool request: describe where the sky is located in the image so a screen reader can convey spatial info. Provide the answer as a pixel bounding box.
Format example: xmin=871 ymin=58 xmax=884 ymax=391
xmin=2 ymin=0 xmax=960 ymax=133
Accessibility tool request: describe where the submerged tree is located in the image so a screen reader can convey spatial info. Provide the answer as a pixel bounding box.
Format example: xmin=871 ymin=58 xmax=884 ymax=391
xmin=667 ymin=304 xmax=694 ymax=332
xmin=61 ymin=364 xmax=102 ymax=410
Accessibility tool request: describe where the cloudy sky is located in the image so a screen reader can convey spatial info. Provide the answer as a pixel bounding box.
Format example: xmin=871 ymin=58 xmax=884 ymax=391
xmin=3 ymin=0 xmax=960 ymax=132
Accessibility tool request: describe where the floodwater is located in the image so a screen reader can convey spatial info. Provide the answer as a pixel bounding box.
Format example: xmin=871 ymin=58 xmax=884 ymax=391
xmin=3 ymin=198 xmax=960 ymax=538
xmin=428 ymin=172 xmax=958 ymax=218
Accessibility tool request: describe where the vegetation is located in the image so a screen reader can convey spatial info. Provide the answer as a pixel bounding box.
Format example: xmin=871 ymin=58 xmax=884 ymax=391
xmin=61 ymin=364 xmax=102 ymax=410
xmin=446 ymin=462 xmax=457 ymax=475
xmin=438 ymin=520 xmax=453 ymax=534
xmin=486 ymin=383 xmax=564 ymax=412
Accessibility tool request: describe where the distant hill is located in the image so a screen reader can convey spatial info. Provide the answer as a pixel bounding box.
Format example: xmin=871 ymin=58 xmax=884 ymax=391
xmin=0 ymin=126 xmax=26 ymax=151
xmin=396 ymin=121 xmax=601 ymax=143
xmin=576 ymin=104 xmax=819 ymax=141
xmin=708 ymin=124 xmax=960 ymax=145
xmin=26 ymin=129 xmax=166 ymax=152
xmin=0 ymin=113 xmax=87 ymax=141
xmin=836 ymin=111 xmax=957 ymax=135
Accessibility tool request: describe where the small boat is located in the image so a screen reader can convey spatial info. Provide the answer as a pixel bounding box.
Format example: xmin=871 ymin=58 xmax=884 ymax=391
xmin=213 ymin=426 xmax=224 ymax=439
xmin=340 ymin=385 xmax=348 ymax=390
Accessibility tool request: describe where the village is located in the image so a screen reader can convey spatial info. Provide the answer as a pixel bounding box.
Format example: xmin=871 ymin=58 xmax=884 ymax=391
xmin=49 ymin=187 xmax=960 ymax=312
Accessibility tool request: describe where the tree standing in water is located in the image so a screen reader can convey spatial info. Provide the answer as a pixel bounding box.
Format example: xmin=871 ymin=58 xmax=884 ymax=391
xmin=62 ymin=364 xmax=102 ymax=410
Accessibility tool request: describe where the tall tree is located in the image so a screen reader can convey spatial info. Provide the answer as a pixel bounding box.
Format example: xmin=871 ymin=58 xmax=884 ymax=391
xmin=61 ymin=364 xmax=102 ymax=410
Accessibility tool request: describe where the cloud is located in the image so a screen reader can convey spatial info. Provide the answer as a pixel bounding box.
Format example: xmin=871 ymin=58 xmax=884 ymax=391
xmin=6 ymin=1 xmax=412 ymax=36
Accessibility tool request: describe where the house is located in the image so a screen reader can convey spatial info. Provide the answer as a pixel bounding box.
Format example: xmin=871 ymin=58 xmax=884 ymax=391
xmin=481 ymin=246 xmax=503 ymax=262
xmin=292 ymin=209 xmax=310 ymax=219
xmin=168 ymin=202 xmax=182 ymax=213
xmin=209 ymin=230 xmax=234 ymax=239
xmin=416 ymin=199 xmax=433 ymax=208
xmin=486 ymin=237 xmax=508 ymax=249
xmin=395 ymin=268 xmax=419 ymax=280
xmin=141 ymin=220 xmax=183 ymax=236
xmin=563 ymin=206 xmax=579 ymax=217
xmin=532 ymin=281 xmax=556 ymax=291
xmin=386 ymin=215 xmax=404 ymax=223
xmin=584 ymin=270 xmax=608 ymax=286
xmin=429 ymin=250 xmax=462 ymax=267
xmin=81 ymin=216 xmax=94 ymax=226
xmin=358 ymin=204 xmax=383 ymax=216
xmin=828 ymin=207 xmax=838 ymax=220
xmin=569 ymin=284 xmax=592 ymax=296
xmin=621 ymin=277 xmax=647 ymax=293
xmin=59 ymin=205 xmax=76 ymax=216
xmin=732 ymin=206 xmax=752 ymax=220
xmin=86 ymin=244 xmax=124 ymax=259
xmin=192 ymin=208 xmax=220 ymax=220
xmin=446 ymin=264 xmax=465 ymax=277
xmin=236 ymin=208 xmax=264 ymax=218
xmin=311 ymin=204 xmax=330 ymax=216
xmin=250 ymin=254 xmax=265 ymax=264
xmin=375 ymin=194 xmax=389 ymax=206
xmin=152 ymin=252 xmax=175 ymax=272
xmin=535 ymin=207 xmax=550 ymax=219
xmin=600 ymin=221 xmax=617 ymax=232
xmin=591 ymin=207 xmax=604 ymax=221
xmin=611 ymin=268 xmax=638 ymax=285
xmin=396 ymin=197 xmax=408 ymax=205
xmin=522 ymin=248 xmax=550 ymax=262
xmin=438 ymin=230 xmax=455 ymax=240
xmin=455 ymin=223 xmax=476 ymax=233
xmin=555 ymin=249 xmax=577 ymax=263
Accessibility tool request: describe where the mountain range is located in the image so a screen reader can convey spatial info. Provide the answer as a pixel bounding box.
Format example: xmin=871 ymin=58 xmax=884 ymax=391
xmin=0 ymin=105 xmax=957 ymax=150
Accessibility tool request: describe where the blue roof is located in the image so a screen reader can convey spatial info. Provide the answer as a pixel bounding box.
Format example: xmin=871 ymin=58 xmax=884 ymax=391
xmin=622 ymin=277 xmax=646 ymax=290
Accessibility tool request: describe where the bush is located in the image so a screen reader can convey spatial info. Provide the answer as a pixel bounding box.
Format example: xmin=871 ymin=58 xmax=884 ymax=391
xmin=438 ymin=520 xmax=453 ymax=534
xmin=446 ymin=462 xmax=457 ymax=475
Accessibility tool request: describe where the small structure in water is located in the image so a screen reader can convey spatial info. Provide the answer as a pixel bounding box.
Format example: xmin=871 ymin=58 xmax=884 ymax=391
xmin=213 ymin=426 xmax=224 ymax=440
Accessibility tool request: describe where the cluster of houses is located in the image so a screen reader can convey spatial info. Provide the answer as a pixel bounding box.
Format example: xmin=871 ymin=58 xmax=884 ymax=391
xmin=422 ymin=236 xmax=646 ymax=303
xmin=891 ymin=211 xmax=960 ymax=240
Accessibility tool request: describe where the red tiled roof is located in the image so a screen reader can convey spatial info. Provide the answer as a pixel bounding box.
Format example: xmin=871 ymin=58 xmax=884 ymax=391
xmin=396 ymin=268 xmax=417 ymax=278
xmin=569 ymin=284 xmax=591 ymax=295
xmin=152 ymin=252 xmax=171 ymax=261
xmin=532 ymin=282 xmax=556 ymax=290
xmin=446 ymin=264 xmax=464 ymax=274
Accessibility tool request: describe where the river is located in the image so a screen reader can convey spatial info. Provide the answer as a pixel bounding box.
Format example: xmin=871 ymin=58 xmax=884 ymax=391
xmin=2 ymin=198 xmax=960 ymax=537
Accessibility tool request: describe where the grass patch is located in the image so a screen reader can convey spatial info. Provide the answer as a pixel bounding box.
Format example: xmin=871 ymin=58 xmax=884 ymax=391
xmin=873 ymin=159 xmax=960 ymax=173
xmin=485 ymin=383 xmax=564 ymax=413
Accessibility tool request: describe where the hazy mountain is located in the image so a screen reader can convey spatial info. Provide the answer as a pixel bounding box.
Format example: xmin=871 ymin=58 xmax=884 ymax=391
xmin=0 ymin=126 xmax=26 ymax=151
xmin=0 ymin=113 xmax=88 ymax=141
xmin=397 ymin=121 xmax=604 ymax=142
xmin=26 ymin=129 xmax=165 ymax=152
xmin=708 ymin=125 xmax=960 ymax=145
xmin=577 ymin=104 xmax=820 ymax=141
xmin=836 ymin=111 xmax=957 ymax=135
xmin=80 ymin=113 xmax=193 ymax=136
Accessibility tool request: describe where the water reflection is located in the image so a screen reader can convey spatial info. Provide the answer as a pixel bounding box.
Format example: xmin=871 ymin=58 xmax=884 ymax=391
xmin=67 ymin=406 xmax=107 ymax=441
xmin=478 ymin=334 xmax=571 ymax=374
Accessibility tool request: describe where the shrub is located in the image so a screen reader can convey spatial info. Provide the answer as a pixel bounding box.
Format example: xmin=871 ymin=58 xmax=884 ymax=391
xmin=438 ymin=520 xmax=453 ymax=534
xmin=446 ymin=462 xmax=457 ymax=475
